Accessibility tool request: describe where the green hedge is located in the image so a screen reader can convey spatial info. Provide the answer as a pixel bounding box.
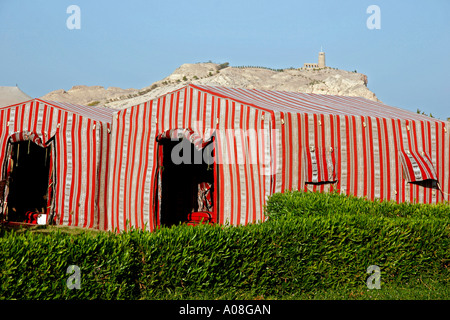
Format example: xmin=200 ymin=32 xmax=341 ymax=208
xmin=265 ymin=190 xmax=450 ymax=220
xmin=0 ymin=191 xmax=449 ymax=299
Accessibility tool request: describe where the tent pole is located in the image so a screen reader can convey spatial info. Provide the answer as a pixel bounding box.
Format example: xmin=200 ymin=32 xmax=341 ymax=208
xmin=16 ymin=144 xmax=19 ymax=167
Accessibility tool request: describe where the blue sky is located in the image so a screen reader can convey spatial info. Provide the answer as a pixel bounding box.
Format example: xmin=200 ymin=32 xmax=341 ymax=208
xmin=1 ymin=0 xmax=449 ymax=119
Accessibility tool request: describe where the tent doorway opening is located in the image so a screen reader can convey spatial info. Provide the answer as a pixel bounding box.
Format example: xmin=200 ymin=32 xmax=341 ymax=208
xmin=3 ymin=140 xmax=52 ymax=224
xmin=157 ymin=138 xmax=215 ymax=227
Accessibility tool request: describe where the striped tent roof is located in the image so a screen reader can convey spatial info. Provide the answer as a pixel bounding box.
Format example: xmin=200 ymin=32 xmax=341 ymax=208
xmin=0 ymin=86 xmax=32 ymax=108
xmin=0 ymin=99 xmax=115 ymax=123
xmin=192 ymin=84 xmax=436 ymax=122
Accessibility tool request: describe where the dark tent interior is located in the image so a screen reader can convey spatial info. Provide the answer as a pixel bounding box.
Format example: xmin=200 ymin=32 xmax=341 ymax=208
xmin=5 ymin=141 xmax=52 ymax=223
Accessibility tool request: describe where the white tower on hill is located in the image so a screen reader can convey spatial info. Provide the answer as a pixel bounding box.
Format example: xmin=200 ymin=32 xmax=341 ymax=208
xmin=318 ymin=51 xmax=326 ymax=68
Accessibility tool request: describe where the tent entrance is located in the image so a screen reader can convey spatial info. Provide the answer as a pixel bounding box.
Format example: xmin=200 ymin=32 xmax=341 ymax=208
xmin=2 ymin=141 xmax=52 ymax=224
xmin=156 ymin=137 xmax=215 ymax=227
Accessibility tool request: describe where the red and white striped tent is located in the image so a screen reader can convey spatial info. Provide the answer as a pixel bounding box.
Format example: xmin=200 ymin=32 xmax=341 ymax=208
xmin=108 ymin=84 xmax=450 ymax=232
xmin=0 ymin=99 xmax=114 ymax=230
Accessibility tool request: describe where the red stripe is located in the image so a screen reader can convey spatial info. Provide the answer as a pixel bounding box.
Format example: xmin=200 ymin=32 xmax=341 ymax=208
xmin=25 ymin=102 xmax=32 ymax=130
xmin=260 ymin=111 xmax=267 ymax=220
xmin=296 ymin=113 xmax=302 ymax=190
xmin=196 ymin=91 xmax=202 ymax=133
xmin=287 ymin=113 xmax=293 ymax=191
xmin=91 ymin=120 xmax=97 ymax=228
xmin=421 ymin=122 xmax=428 ymax=203
xmin=18 ymin=105 xmax=25 ymax=132
xmin=344 ymin=116 xmax=351 ymax=195
xmin=161 ymin=96 xmax=167 ymax=131
xmin=105 ymin=123 xmax=111 ymax=230
xmin=136 ymin=102 xmax=150 ymax=230
xmin=115 ymin=111 xmax=127 ymax=231
xmin=148 ymin=138 xmax=159 ymax=230
xmin=123 ymin=108 xmax=135 ymax=231
xmin=48 ymin=107 xmax=54 ymax=139
xmin=174 ymin=91 xmax=180 ymax=127
xmin=280 ymin=112 xmax=286 ymax=193
xmin=361 ymin=116 xmax=368 ymax=197
xmin=141 ymin=102 xmax=153 ymax=230
xmin=311 ymin=114 xmax=318 ymax=192
xmin=97 ymin=124 xmax=107 ymax=230
xmin=231 ymin=101 xmax=241 ymax=224
xmin=383 ymin=118 xmax=391 ymax=200
xmin=67 ymin=114 xmax=78 ymax=226
xmin=212 ymin=136 xmax=218 ymax=223
xmin=156 ymin=98 xmax=162 ymax=134
xmin=392 ymin=119 xmax=401 ymax=203
xmin=375 ymin=118 xmax=384 ymax=200
xmin=408 ymin=120 xmax=416 ymax=202
xmin=75 ymin=115 xmax=83 ymax=227
xmin=215 ymin=98 xmax=224 ymax=225
xmin=110 ymin=117 xmax=119 ymax=231
xmin=169 ymin=93 xmax=174 ymax=127
xmin=253 ymin=109 xmax=260 ymax=222
xmin=335 ymin=115 xmax=342 ymax=193
xmin=412 ymin=122 xmax=420 ymax=202
xmin=123 ymin=108 xmax=133 ymax=230
xmin=41 ymin=103 xmax=48 ymax=138
xmin=351 ymin=116 xmax=358 ymax=197
xmin=32 ymin=102 xmax=39 ymax=133
xmin=59 ymin=112 xmax=68 ymax=225
xmin=426 ymin=122 xmax=432 ymax=203
xmin=183 ymin=87 xmax=189 ymax=127
xmin=319 ymin=114 xmax=326 ymax=192
xmin=240 ymin=105 xmax=249 ymax=224
xmin=303 ymin=114 xmax=310 ymax=192
xmin=437 ymin=122 xmax=444 ymax=202
xmin=131 ymin=107 xmax=141 ymax=228
xmin=224 ymin=100 xmax=235 ymax=224
xmin=328 ymin=115 xmax=335 ymax=192
xmin=246 ymin=107 xmax=255 ymax=223
xmin=0 ymin=110 xmax=7 ymax=177
xmin=188 ymin=87 xmax=194 ymax=128
xmin=210 ymin=96 xmax=215 ymax=131
xmin=84 ymin=118 xmax=92 ymax=228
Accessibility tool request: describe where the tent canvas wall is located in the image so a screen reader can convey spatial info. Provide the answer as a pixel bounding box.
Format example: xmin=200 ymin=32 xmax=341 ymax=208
xmin=0 ymin=99 xmax=114 ymax=230
xmin=108 ymin=84 xmax=450 ymax=232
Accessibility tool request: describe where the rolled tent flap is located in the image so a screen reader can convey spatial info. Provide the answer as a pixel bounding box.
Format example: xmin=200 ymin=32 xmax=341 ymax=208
xmin=155 ymin=128 xmax=214 ymax=150
xmin=7 ymin=131 xmax=53 ymax=148
xmin=399 ymin=150 xmax=438 ymax=182
xmin=303 ymin=146 xmax=337 ymax=184
xmin=2 ymin=131 xmax=54 ymax=179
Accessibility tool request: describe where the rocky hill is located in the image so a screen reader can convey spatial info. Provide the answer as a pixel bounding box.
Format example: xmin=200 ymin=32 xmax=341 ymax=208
xmin=40 ymin=85 xmax=138 ymax=107
xmin=40 ymin=62 xmax=379 ymax=109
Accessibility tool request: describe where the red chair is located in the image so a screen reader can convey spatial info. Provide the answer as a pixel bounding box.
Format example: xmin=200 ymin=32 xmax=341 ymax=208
xmin=186 ymin=211 xmax=213 ymax=226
